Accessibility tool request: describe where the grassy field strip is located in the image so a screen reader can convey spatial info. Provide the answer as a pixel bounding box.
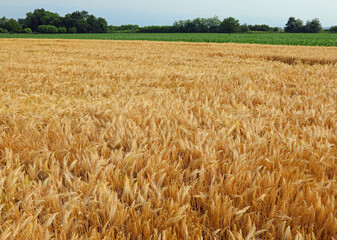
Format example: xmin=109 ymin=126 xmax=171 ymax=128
xmin=0 ymin=32 xmax=337 ymax=46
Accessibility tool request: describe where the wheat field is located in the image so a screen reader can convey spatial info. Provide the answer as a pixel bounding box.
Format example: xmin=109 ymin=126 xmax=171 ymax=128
xmin=0 ymin=39 xmax=336 ymax=239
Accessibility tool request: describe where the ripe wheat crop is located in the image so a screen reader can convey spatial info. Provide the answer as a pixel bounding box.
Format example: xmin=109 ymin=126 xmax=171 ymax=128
xmin=0 ymin=39 xmax=336 ymax=239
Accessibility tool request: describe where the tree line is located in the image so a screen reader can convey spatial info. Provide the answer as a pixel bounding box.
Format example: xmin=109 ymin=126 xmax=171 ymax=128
xmin=110 ymin=17 xmax=336 ymax=34
xmin=0 ymin=9 xmax=336 ymax=34
xmin=285 ymin=17 xmax=323 ymax=33
xmin=108 ymin=17 xmax=280 ymax=34
xmin=0 ymin=9 xmax=108 ymax=34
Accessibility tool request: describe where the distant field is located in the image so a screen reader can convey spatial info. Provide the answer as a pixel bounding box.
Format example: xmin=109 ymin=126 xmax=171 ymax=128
xmin=0 ymin=39 xmax=336 ymax=239
xmin=0 ymin=32 xmax=337 ymax=46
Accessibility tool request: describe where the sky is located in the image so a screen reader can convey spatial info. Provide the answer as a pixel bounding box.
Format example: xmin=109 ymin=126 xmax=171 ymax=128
xmin=0 ymin=0 xmax=336 ymax=27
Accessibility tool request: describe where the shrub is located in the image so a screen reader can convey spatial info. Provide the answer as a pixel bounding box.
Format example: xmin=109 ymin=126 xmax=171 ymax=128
xmin=37 ymin=25 xmax=59 ymax=34
xmin=68 ymin=27 xmax=77 ymax=33
xmin=24 ymin=28 xmax=32 ymax=34
xmin=58 ymin=27 xmax=67 ymax=33
xmin=0 ymin=28 xmax=8 ymax=33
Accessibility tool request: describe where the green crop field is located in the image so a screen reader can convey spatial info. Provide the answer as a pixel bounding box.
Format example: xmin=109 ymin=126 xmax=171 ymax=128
xmin=1 ymin=32 xmax=336 ymax=46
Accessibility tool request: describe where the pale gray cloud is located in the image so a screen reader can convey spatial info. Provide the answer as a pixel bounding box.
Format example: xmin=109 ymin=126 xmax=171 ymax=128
xmin=0 ymin=0 xmax=336 ymax=27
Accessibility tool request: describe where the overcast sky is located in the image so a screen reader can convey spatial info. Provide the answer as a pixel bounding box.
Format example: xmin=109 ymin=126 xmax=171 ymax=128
xmin=0 ymin=0 xmax=336 ymax=27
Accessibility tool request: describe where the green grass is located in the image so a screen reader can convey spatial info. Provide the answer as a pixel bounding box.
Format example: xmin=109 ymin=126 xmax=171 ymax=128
xmin=1 ymin=32 xmax=336 ymax=46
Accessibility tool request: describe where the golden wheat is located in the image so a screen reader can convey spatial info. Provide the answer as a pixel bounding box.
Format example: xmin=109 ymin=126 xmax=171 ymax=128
xmin=0 ymin=39 xmax=336 ymax=239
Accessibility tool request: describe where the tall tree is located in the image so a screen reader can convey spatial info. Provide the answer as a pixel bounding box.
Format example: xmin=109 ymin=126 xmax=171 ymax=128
xmin=24 ymin=9 xmax=46 ymax=31
xmin=76 ymin=19 xmax=88 ymax=33
xmin=97 ymin=17 xmax=108 ymax=33
xmin=86 ymin=15 xmax=99 ymax=33
xmin=220 ymin=17 xmax=240 ymax=34
xmin=0 ymin=17 xmax=22 ymax=32
xmin=70 ymin=11 xmax=89 ymax=20
xmin=304 ymin=18 xmax=322 ymax=33
xmin=240 ymin=24 xmax=249 ymax=32
xmin=285 ymin=17 xmax=296 ymax=32
xmin=40 ymin=11 xmax=62 ymax=27
xmin=205 ymin=16 xmax=221 ymax=32
xmin=329 ymin=26 xmax=337 ymax=32
xmin=185 ymin=20 xmax=196 ymax=33
xmin=0 ymin=17 xmax=6 ymax=29
xmin=285 ymin=17 xmax=304 ymax=33
xmin=192 ymin=18 xmax=208 ymax=33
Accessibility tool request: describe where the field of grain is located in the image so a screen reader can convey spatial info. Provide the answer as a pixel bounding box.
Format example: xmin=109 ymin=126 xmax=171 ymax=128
xmin=0 ymin=39 xmax=336 ymax=239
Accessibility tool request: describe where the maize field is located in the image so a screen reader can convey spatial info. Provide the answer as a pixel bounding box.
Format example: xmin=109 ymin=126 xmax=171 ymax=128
xmin=0 ymin=39 xmax=336 ymax=239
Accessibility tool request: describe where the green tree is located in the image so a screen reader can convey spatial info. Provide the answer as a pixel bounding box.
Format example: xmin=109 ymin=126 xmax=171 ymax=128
xmin=185 ymin=20 xmax=196 ymax=32
xmin=172 ymin=20 xmax=185 ymax=32
xmin=86 ymin=15 xmax=99 ymax=33
xmin=295 ymin=19 xmax=304 ymax=32
xmin=285 ymin=17 xmax=304 ymax=33
xmin=192 ymin=18 xmax=208 ymax=32
xmin=62 ymin=10 xmax=107 ymax=33
xmin=329 ymin=26 xmax=337 ymax=32
xmin=68 ymin=27 xmax=77 ymax=33
xmin=205 ymin=16 xmax=221 ymax=32
xmin=249 ymin=24 xmax=272 ymax=31
xmin=4 ymin=18 xmax=22 ymax=32
xmin=240 ymin=24 xmax=249 ymax=32
xmin=40 ymin=11 xmax=62 ymax=27
xmin=66 ymin=11 xmax=89 ymax=33
xmin=285 ymin=17 xmax=296 ymax=32
xmin=304 ymin=18 xmax=322 ymax=33
xmin=70 ymin=11 xmax=89 ymax=20
xmin=63 ymin=14 xmax=74 ymax=30
xmin=76 ymin=19 xmax=88 ymax=33
xmin=220 ymin=17 xmax=240 ymax=34
xmin=173 ymin=16 xmax=221 ymax=33
xmin=284 ymin=17 xmax=296 ymax=32
xmin=0 ymin=17 xmax=7 ymax=29
xmin=24 ymin=9 xmax=47 ymax=32
xmin=18 ymin=18 xmax=25 ymax=28
xmin=97 ymin=17 xmax=108 ymax=33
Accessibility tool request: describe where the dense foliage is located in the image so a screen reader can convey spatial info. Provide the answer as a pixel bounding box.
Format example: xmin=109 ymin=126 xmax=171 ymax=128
xmin=58 ymin=27 xmax=67 ymax=33
xmin=0 ymin=17 xmax=22 ymax=33
xmin=285 ymin=17 xmax=322 ymax=33
xmin=37 ymin=25 xmax=59 ymax=34
xmin=108 ymin=16 xmax=281 ymax=34
xmin=172 ymin=16 xmax=222 ymax=33
xmin=219 ymin=17 xmax=240 ymax=34
xmin=0 ymin=9 xmax=108 ymax=33
xmin=108 ymin=24 xmax=141 ymax=33
xmin=329 ymin=26 xmax=337 ymax=33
